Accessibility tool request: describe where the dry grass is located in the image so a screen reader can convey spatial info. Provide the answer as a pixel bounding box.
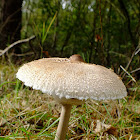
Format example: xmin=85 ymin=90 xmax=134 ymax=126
xmin=0 ymin=63 xmax=140 ymax=140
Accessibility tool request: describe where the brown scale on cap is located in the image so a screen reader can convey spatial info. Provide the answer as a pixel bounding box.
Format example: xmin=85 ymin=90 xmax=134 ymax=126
xmin=69 ymin=54 xmax=85 ymax=62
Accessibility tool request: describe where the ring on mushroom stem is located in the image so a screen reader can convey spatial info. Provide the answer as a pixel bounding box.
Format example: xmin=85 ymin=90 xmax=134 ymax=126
xmin=16 ymin=54 xmax=127 ymax=140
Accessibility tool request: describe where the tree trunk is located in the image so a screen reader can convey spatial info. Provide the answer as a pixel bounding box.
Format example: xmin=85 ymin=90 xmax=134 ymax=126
xmin=118 ymin=0 xmax=136 ymax=51
xmin=106 ymin=5 xmax=112 ymax=67
xmin=89 ymin=0 xmax=98 ymax=63
xmin=0 ymin=0 xmax=23 ymax=54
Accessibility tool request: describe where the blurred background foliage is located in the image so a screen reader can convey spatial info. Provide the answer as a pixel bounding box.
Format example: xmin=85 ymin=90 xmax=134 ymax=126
xmin=0 ymin=0 xmax=140 ymax=75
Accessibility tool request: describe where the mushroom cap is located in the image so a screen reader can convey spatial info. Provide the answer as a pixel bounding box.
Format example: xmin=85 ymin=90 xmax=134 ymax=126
xmin=16 ymin=57 xmax=127 ymax=101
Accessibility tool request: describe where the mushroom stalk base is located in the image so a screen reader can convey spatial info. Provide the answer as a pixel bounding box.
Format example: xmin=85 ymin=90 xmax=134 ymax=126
xmin=55 ymin=104 xmax=72 ymax=140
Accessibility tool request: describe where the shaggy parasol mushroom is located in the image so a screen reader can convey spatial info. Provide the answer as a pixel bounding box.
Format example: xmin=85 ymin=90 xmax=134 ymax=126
xmin=16 ymin=54 xmax=127 ymax=140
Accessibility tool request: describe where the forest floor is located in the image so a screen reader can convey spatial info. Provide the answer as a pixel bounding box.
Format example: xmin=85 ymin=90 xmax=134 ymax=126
xmin=0 ymin=63 xmax=140 ymax=140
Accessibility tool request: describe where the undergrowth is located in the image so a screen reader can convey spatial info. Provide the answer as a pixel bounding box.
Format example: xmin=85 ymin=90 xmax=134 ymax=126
xmin=0 ymin=63 xmax=140 ymax=140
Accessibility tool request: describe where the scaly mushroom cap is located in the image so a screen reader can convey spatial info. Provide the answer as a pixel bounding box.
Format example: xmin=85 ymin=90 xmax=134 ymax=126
xmin=16 ymin=57 xmax=127 ymax=101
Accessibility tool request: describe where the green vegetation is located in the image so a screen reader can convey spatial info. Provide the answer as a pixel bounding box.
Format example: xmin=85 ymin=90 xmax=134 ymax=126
xmin=20 ymin=0 xmax=139 ymax=67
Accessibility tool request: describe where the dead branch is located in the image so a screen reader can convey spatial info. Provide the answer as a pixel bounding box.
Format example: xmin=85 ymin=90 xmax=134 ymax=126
xmin=121 ymin=37 xmax=140 ymax=78
xmin=0 ymin=35 xmax=35 ymax=56
xmin=131 ymin=68 xmax=140 ymax=73
xmin=120 ymin=65 xmax=136 ymax=82
xmin=135 ymin=48 xmax=140 ymax=55
xmin=12 ymin=52 xmax=34 ymax=56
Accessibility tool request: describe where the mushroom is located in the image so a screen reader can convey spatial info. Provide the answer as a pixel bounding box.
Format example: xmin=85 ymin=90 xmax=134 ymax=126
xmin=16 ymin=54 xmax=127 ymax=140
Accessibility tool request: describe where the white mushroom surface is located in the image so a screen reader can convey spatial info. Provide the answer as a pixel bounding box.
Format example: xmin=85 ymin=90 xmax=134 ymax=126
xmin=16 ymin=58 xmax=127 ymax=101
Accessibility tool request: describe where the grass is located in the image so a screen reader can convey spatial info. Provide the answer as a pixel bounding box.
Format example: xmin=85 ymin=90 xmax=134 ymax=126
xmin=0 ymin=62 xmax=140 ymax=140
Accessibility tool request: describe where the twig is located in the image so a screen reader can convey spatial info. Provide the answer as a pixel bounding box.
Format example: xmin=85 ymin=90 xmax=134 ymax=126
xmin=0 ymin=35 xmax=35 ymax=56
xmin=120 ymin=65 xmax=136 ymax=82
xmin=12 ymin=52 xmax=34 ymax=56
xmin=121 ymin=37 xmax=140 ymax=78
xmin=135 ymin=48 xmax=140 ymax=55
xmin=130 ymin=68 xmax=140 ymax=73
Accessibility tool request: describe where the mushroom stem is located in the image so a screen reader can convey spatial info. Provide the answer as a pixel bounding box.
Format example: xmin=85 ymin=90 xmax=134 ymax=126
xmin=55 ymin=104 xmax=72 ymax=140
